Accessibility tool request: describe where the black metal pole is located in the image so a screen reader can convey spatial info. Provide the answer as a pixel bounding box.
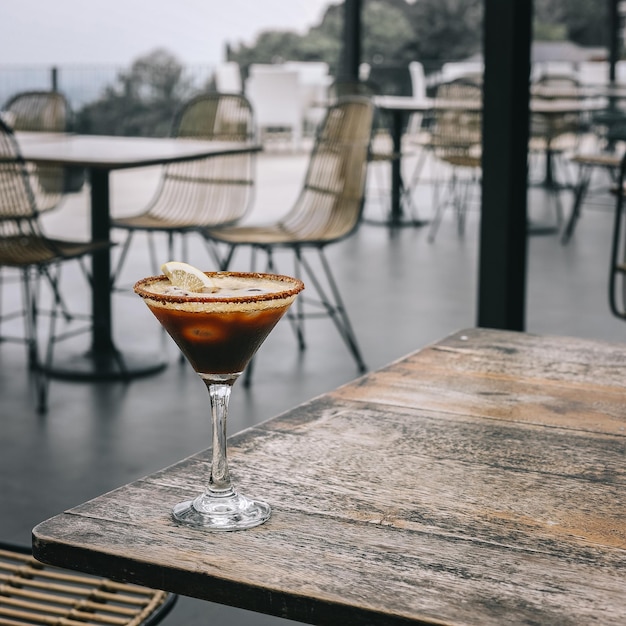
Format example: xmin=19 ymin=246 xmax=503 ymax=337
xmin=477 ymin=0 xmax=533 ymax=331
xmin=340 ymin=0 xmax=361 ymax=81
xmin=609 ymin=0 xmax=619 ymax=84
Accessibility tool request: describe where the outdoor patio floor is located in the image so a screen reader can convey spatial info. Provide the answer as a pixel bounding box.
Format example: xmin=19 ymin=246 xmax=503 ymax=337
xmin=1 ymin=142 xmax=624 ymax=625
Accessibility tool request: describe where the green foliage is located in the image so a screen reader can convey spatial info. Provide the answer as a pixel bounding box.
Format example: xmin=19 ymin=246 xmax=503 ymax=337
xmin=533 ymin=20 xmax=568 ymax=42
xmin=406 ymin=0 xmax=483 ymax=67
xmin=531 ymin=0 xmax=608 ymax=47
xmin=73 ymin=0 xmax=613 ymax=137
xmin=75 ymin=48 xmax=194 ymax=137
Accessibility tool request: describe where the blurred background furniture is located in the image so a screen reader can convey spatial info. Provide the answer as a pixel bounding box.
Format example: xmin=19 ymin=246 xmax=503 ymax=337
xmin=439 ymin=60 xmax=484 ymax=86
xmin=112 ymin=92 xmax=256 ymax=281
xmin=562 ymin=151 xmax=621 ymax=244
xmin=0 ymin=118 xmax=110 ymax=412
xmin=427 ymin=80 xmax=482 ymax=242
xmin=561 ymin=96 xmax=626 ymax=244
xmin=203 ymin=97 xmax=375 ymax=381
xmin=609 ymin=151 xmax=626 ymax=321
xmin=528 ymin=74 xmax=586 ymax=231
xmin=3 ymin=90 xmax=85 ymax=212
xmin=0 ymin=542 xmax=177 ymax=626
xmin=388 ymin=61 xmax=434 ymax=224
xmin=330 ymin=78 xmax=426 ymax=226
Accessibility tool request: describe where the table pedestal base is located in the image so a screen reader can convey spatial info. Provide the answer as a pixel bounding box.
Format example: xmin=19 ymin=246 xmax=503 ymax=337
xmin=46 ymin=349 xmax=167 ymax=381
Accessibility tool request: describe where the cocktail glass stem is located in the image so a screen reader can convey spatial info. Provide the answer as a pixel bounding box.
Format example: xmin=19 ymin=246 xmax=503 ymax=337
xmin=203 ymin=376 xmax=236 ymax=497
xmin=171 ymin=372 xmax=271 ymax=530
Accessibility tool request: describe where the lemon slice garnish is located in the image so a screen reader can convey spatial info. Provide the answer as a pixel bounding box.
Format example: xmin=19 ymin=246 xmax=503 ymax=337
xmin=161 ymin=261 xmax=215 ymax=293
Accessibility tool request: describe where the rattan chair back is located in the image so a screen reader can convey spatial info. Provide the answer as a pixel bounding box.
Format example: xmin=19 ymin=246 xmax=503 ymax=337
xmin=431 ymin=81 xmax=482 ymax=167
xmin=271 ymin=96 xmax=374 ymax=243
xmin=4 ymin=90 xmax=68 ymax=133
xmin=4 ymin=90 xmax=84 ymax=210
xmin=530 ymin=75 xmax=582 ymax=149
xmin=204 ymin=98 xmax=375 ymax=380
xmin=425 ymin=81 xmax=482 ymax=242
xmin=132 ymin=92 xmax=256 ymax=228
xmin=0 ymin=117 xmax=42 ymax=233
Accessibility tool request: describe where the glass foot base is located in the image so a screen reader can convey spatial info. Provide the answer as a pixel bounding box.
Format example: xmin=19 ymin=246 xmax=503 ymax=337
xmin=172 ymin=492 xmax=271 ymax=531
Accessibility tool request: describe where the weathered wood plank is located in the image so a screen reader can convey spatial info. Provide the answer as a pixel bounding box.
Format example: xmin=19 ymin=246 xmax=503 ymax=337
xmin=34 ymin=503 xmax=625 ymax=626
xmin=32 ymin=329 xmax=626 ymax=626
xmin=65 ymin=420 xmax=626 ymax=552
xmin=433 ymin=328 xmax=626 ymax=389
xmin=333 ymin=329 xmax=626 ymax=434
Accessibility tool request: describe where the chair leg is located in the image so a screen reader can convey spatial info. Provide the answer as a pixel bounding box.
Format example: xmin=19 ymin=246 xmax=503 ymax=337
xmin=21 ymin=268 xmax=49 ymax=413
xmin=428 ymin=167 xmax=457 ymax=243
xmin=21 ymin=268 xmax=39 ymax=371
xmin=111 ymin=230 xmax=134 ymax=287
xmin=262 ymin=247 xmax=306 ymax=350
xmin=219 ymin=242 xmax=366 ymax=384
xmin=561 ymin=163 xmax=592 ymax=244
xmin=300 ymin=248 xmax=367 ymax=373
xmin=609 ymin=180 xmax=626 ymax=321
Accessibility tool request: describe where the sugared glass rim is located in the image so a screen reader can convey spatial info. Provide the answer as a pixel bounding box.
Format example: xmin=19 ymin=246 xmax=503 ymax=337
xmin=133 ymin=270 xmax=305 ymax=304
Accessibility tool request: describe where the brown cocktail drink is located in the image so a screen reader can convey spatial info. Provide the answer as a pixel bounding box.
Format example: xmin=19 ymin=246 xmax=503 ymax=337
xmin=135 ymin=271 xmax=303 ymax=378
xmin=135 ymin=266 xmax=304 ymax=530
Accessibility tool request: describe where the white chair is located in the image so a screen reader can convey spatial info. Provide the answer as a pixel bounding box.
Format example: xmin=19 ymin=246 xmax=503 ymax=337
xmin=615 ymin=61 xmax=626 ymax=83
xmin=245 ymin=67 xmax=303 ymax=151
xmin=284 ymin=61 xmax=331 ymax=134
xmin=214 ymin=61 xmax=242 ymax=93
xmin=532 ymin=61 xmax=577 ymax=83
xmin=440 ymin=61 xmax=484 ymax=84
xmin=577 ymin=61 xmax=609 ymax=86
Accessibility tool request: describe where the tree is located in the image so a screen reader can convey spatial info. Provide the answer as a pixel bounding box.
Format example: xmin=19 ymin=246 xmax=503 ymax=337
xmin=75 ymin=49 xmax=194 ymax=137
xmin=228 ymin=0 xmax=611 ymax=78
xmin=534 ymin=0 xmax=608 ymax=47
xmin=406 ymin=0 xmax=483 ymax=67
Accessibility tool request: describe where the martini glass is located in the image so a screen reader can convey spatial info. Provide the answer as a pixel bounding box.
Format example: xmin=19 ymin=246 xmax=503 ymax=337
xmin=134 ymin=270 xmax=304 ymax=530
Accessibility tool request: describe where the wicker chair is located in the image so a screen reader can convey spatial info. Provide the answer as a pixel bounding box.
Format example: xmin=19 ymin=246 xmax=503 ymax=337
xmin=111 ymin=92 xmax=256 ymax=283
xmin=427 ymin=80 xmax=482 ymax=242
xmin=203 ymin=97 xmax=375 ymax=381
xmin=609 ymin=151 xmax=626 ymax=321
xmin=0 ymin=117 xmax=110 ymax=412
xmin=0 ymin=543 xmax=177 ymax=626
xmin=328 ymin=79 xmax=422 ymax=224
xmin=4 ymin=90 xmax=84 ymax=212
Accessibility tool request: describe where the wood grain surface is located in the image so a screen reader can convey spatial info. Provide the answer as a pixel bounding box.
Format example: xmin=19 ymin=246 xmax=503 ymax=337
xmin=33 ymin=328 xmax=626 ymax=625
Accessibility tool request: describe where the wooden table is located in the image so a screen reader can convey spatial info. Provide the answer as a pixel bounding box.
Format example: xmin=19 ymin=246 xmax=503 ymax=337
xmin=32 ymin=328 xmax=626 ymax=625
xmin=18 ymin=133 xmax=261 ymax=381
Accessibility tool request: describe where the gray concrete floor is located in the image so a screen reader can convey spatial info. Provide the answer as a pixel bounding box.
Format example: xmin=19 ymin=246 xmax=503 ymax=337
xmin=1 ymin=144 xmax=624 ymax=625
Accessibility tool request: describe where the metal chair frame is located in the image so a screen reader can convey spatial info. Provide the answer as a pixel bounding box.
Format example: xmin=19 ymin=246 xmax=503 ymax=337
xmin=609 ymin=152 xmax=626 ymax=321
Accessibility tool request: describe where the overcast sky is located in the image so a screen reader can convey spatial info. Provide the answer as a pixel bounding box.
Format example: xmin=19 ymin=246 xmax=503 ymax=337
xmin=0 ymin=0 xmax=334 ymax=66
